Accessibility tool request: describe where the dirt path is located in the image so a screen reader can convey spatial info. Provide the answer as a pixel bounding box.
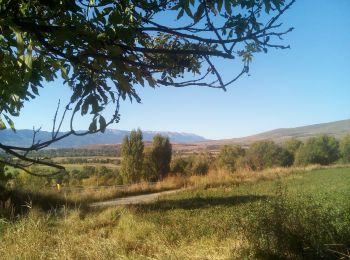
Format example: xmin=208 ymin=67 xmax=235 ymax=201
xmin=90 ymin=189 xmax=183 ymax=207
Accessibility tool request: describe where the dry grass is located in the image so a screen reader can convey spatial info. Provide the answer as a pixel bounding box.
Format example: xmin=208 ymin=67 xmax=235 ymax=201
xmin=54 ymin=164 xmax=348 ymax=204
xmin=1 ymin=166 xmax=349 ymax=259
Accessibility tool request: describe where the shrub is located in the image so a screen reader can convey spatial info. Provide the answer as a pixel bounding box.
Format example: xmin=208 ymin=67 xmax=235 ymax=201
xmin=283 ymin=138 xmax=302 ymax=164
xmin=216 ymin=145 xmax=245 ymax=173
xmin=295 ymin=135 xmax=339 ymax=165
xmin=170 ymin=157 xmax=190 ymax=175
xmin=340 ymin=134 xmax=350 ymax=163
xmin=243 ymin=140 xmax=293 ymax=171
xmin=188 ymin=153 xmax=211 ymax=175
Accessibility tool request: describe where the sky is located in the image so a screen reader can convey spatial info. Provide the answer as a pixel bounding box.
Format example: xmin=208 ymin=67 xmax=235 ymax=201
xmin=13 ymin=0 xmax=350 ymax=140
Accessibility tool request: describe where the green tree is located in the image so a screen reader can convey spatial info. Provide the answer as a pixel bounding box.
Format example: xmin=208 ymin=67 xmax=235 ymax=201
xmin=0 ymin=0 xmax=295 ymax=170
xmin=120 ymin=129 xmax=144 ymax=184
xmin=142 ymin=134 xmax=172 ymax=181
xmin=243 ymin=140 xmax=293 ymax=171
xmin=295 ymin=135 xmax=339 ymax=166
xmin=216 ymin=145 xmax=245 ymax=173
xmin=340 ymin=134 xmax=350 ymax=163
xmin=152 ymin=135 xmax=172 ymax=179
xmin=283 ymin=138 xmax=302 ymax=164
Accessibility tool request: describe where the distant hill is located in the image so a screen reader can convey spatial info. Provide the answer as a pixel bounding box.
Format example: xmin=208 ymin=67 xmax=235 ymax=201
xmin=0 ymin=129 xmax=207 ymax=148
xmin=206 ymin=119 xmax=350 ymax=146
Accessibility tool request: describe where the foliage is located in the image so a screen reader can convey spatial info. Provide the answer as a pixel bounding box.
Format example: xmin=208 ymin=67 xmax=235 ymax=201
xmin=216 ymin=144 xmax=245 ymax=173
xmin=151 ymin=134 xmax=172 ymax=179
xmin=188 ymin=153 xmax=211 ymax=175
xmin=142 ymin=147 xmax=157 ymax=181
xmin=243 ymin=140 xmax=293 ymax=170
xmin=0 ymin=0 xmax=294 ymax=130
xmin=170 ymin=156 xmax=190 ymax=175
xmin=283 ymin=138 xmax=302 ymax=162
xmin=142 ymin=135 xmax=172 ymax=181
xmin=340 ymin=134 xmax=350 ymax=163
xmin=120 ymin=129 xmax=144 ymax=184
xmin=295 ymin=135 xmax=340 ymax=166
xmin=0 ymin=162 xmax=13 ymax=186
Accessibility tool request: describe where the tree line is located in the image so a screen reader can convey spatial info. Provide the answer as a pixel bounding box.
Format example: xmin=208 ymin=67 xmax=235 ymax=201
xmin=216 ymin=134 xmax=350 ymax=173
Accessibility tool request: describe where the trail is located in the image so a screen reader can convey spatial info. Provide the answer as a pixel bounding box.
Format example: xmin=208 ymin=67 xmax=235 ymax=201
xmin=90 ymin=189 xmax=182 ymax=207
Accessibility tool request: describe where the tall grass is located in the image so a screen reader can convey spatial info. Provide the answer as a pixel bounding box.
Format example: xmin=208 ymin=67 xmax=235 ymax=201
xmin=0 ymin=167 xmax=349 ymax=259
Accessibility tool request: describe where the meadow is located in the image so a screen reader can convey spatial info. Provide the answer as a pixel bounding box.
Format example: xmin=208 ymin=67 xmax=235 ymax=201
xmin=1 ymin=167 xmax=349 ymax=259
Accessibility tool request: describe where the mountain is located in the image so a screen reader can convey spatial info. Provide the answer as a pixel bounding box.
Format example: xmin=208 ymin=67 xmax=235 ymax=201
xmin=0 ymin=129 xmax=207 ymax=148
xmin=206 ymin=119 xmax=350 ymax=146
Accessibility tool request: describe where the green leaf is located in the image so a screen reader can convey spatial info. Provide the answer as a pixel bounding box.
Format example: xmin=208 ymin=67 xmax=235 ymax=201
xmin=89 ymin=118 xmax=97 ymax=132
xmin=177 ymin=9 xmax=184 ymax=20
xmin=224 ymin=0 xmax=232 ymax=15
xmin=99 ymin=116 xmax=107 ymax=132
xmin=217 ymin=0 xmax=223 ymax=12
xmin=4 ymin=115 xmax=15 ymax=131
xmin=0 ymin=118 xmax=6 ymax=130
xmin=194 ymin=3 xmax=205 ymax=22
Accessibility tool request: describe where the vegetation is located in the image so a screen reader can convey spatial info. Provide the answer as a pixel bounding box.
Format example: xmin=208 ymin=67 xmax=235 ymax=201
xmin=0 ymin=167 xmax=349 ymax=259
xmin=340 ymin=134 xmax=350 ymax=163
xmin=120 ymin=129 xmax=144 ymax=184
xmin=149 ymin=135 xmax=172 ymax=180
xmin=216 ymin=145 xmax=245 ymax=173
xmin=241 ymin=140 xmax=292 ymax=170
xmin=295 ymin=135 xmax=340 ymax=166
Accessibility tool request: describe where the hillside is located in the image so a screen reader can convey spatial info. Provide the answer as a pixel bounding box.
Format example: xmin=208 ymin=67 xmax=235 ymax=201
xmin=0 ymin=129 xmax=207 ymax=148
xmin=207 ymin=119 xmax=350 ymax=146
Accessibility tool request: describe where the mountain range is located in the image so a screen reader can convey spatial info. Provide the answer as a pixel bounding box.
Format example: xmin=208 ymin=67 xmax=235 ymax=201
xmin=0 ymin=119 xmax=349 ymax=149
xmin=0 ymin=129 xmax=207 ymax=148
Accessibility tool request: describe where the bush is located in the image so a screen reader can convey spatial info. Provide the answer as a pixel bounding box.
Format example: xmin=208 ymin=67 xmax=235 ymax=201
xmin=188 ymin=153 xmax=211 ymax=175
xmin=216 ymin=145 xmax=245 ymax=173
xmin=295 ymin=135 xmax=339 ymax=165
xmin=244 ymin=185 xmax=350 ymax=259
xmin=243 ymin=140 xmax=293 ymax=171
xmin=170 ymin=157 xmax=190 ymax=175
xmin=283 ymin=138 xmax=302 ymax=164
xmin=340 ymin=134 xmax=350 ymax=163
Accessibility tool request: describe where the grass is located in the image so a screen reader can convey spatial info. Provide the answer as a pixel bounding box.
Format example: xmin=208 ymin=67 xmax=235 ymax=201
xmin=0 ymin=167 xmax=349 ymax=259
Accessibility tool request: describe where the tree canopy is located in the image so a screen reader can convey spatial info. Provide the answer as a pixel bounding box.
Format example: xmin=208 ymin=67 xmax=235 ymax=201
xmin=0 ymin=0 xmax=294 ymax=174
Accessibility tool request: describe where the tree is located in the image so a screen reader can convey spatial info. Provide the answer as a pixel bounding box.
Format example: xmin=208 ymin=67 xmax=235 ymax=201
xmin=243 ymin=140 xmax=292 ymax=171
xmin=216 ymin=144 xmax=245 ymax=173
xmin=0 ymin=0 xmax=295 ymax=174
xmin=120 ymin=129 xmax=144 ymax=184
xmin=283 ymin=138 xmax=302 ymax=164
xmin=340 ymin=134 xmax=350 ymax=163
xmin=151 ymin=134 xmax=172 ymax=179
xmin=143 ymin=134 xmax=172 ymax=181
xmin=295 ymin=135 xmax=340 ymax=166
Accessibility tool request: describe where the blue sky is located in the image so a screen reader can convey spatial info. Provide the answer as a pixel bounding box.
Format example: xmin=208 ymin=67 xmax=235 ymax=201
xmin=14 ymin=0 xmax=350 ymax=140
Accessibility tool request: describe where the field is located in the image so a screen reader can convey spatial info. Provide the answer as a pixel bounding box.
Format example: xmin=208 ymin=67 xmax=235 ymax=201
xmin=1 ymin=167 xmax=349 ymax=259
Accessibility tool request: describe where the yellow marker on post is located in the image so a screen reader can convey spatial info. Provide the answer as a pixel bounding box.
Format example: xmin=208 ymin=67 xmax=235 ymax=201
xmin=57 ymin=183 xmax=61 ymax=191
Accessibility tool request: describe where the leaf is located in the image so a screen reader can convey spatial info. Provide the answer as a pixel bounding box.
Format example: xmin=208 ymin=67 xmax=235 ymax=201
xmin=217 ymin=0 xmax=223 ymax=12
xmin=4 ymin=115 xmax=15 ymax=132
xmin=89 ymin=118 xmax=97 ymax=132
xmin=194 ymin=3 xmax=205 ymax=22
xmin=264 ymin=0 xmax=271 ymax=13
xmin=224 ymin=0 xmax=232 ymax=15
xmin=177 ymin=9 xmax=184 ymax=20
xmin=99 ymin=116 xmax=107 ymax=132
xmin=0 ymin=118 xmax=6 ymax=130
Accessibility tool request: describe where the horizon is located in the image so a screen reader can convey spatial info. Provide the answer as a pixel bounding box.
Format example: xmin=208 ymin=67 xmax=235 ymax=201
xmin=8 ymin=0 xmax=350 ymax=140
xmin=5 ymin=117 xmax=350 ymax=141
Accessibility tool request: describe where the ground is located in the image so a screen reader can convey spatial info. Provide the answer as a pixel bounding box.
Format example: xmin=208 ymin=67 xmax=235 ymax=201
xmin=0 ymin=167 xmax=349 ymax=259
